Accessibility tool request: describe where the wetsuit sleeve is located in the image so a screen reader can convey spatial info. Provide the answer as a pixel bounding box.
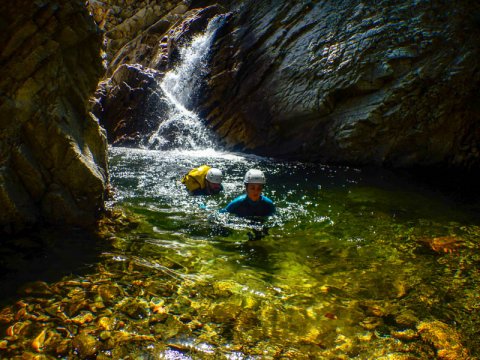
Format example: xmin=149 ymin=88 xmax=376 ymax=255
xmin=219 ymin=195 xmax=243 ymax=214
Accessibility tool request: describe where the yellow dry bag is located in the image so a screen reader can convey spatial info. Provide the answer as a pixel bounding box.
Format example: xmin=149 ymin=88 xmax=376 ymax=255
xmin=181 ymin=165 xmax=211 ymax=192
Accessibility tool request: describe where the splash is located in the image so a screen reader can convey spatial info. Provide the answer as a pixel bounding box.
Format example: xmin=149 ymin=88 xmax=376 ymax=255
xmin=148 ymin=15 xmax=227 ymax=151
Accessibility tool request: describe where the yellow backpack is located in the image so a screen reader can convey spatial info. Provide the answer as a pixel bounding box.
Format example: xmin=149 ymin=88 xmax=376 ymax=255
xmin=181 ymin=165 xmax=211 ymax=192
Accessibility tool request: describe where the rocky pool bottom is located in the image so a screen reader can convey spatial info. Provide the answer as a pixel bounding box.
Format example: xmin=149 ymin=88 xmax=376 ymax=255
xmin=0 ymin=147 xmax=479 ymax=359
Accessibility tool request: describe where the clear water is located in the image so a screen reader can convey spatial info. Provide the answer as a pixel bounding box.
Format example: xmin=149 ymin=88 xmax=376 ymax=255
xmin=102 ymin=146 xmax=480 ymax=359
xmin=1 ymin=12 xmax=479 ymax=359
xmin=1 ymin=147 xmax=478 ymax=358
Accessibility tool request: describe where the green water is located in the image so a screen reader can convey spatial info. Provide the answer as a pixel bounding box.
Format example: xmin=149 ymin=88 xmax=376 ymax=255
xmin=0 ymin=146 xmax=479 ymax=359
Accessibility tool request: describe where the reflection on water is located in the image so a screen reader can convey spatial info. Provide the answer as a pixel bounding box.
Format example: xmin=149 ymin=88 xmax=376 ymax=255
xmin=0 ymin=146 xmax=479 ymax=359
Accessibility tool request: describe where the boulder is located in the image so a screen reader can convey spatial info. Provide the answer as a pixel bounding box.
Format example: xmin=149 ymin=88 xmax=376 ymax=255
xmin=92 ymin=64 xmax=166 ymax=146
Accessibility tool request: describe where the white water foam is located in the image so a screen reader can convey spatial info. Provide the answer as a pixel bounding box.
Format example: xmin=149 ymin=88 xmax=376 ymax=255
xmin=148 ymin=16 xmax=226 ymax=151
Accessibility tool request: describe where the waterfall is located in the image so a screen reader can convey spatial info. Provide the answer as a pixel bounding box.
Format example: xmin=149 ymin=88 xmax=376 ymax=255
xmin=147 ymin=15 xmax=226 ymax=151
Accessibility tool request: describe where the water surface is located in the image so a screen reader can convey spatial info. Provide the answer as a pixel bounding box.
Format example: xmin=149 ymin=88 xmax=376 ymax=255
xmin=1 ymin=12 xmax=479 ymax=357
xmin=103 ymin=146 xmax=480 ymax=358
xmin=0 ymin=146 xmax=478 ymax=358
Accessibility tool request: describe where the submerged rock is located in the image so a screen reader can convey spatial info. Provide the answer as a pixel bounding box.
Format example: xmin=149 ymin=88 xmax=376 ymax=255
xmin=418 ymin=235 xmax=464 ymax=254
xmin=72 ymin=333 xmax=99 ymax=358
xmin=417 ymin=320 xmax=470 ymax=359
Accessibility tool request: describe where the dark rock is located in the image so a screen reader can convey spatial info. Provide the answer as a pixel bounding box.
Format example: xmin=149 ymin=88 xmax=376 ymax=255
xmin=92 ymin=64 xmax=167 ymax=146
xmin=199 ymin=0 xmax=480 ymax=169
xmin=0 ymin=0 xmax=108 ymax=234
xmin=90 ymin=1 xmax=480 ymax=170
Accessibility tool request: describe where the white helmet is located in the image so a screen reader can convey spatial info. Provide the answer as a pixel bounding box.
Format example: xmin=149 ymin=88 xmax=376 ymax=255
xmin=244 ymin=169 xmax=266 ymax=184
xmin=205 ymin=168 xmax=223 ymax=184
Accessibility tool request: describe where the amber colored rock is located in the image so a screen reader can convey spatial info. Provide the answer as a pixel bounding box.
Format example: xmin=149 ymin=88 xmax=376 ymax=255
xmin=417 ymin=320 xmax=470 ymax=360
xmin=72 ymin=333 xmax=99 ymax=358
xmin=418 ymin=235 xmax=464 ymax=254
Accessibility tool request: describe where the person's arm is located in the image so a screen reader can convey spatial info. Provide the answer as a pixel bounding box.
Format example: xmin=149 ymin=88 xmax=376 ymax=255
xmin=219 ymin=200 xmax=235 ymax=214
xmin=219 ymin=195 xmax=242 ymax=214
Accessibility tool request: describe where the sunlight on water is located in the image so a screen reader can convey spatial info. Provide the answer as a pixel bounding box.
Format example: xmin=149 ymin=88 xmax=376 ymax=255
xmin=1 ymin=150 xmax=478 ymax=359
xmin=105 ymin=146 xmax=480 ymax=358
xmin=1 ymin=12 xmax=479 ymax=360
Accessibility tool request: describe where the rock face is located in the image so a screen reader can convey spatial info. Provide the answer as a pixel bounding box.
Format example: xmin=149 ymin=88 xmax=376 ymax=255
xmin=0 ymin=0 xmax=108 ymax=233
xmin=200 ymin=0 xmax=480 ymax=168
xmin=87 ymin=0 xmax=187 ymax=66
xmin=92 ymin=64 xmax=166 ymax=146
xmin=91 ymin=2 xmax=223 ymax=145
xmin=92 ymin=0 xmax=480 ymax=169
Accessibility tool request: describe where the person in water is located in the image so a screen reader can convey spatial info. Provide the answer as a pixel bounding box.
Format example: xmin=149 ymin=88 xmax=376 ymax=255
xmin=181 ymin=165 xmax=223 ymax=195
xmin=221 ymin=169 xmax=275 ymax=217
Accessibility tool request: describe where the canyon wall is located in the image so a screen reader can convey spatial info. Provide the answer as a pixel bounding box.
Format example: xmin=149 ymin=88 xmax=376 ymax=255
xmin=0 ymin=0 xmax=108 ymax=233
xmin=90 ymin=0 xmax=479 ymax=170
xmin=200 ymin=0 xmax=480 ymax=168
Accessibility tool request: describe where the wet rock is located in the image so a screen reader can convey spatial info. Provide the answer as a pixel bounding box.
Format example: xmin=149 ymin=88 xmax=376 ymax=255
xmin=395 ymin=310 xmax=419 ymax=328
xmin=70 ymin=311 xmax=95 ymax=325
xmin=150 ymin=312 xmax=169 ymax=324
xmin=200 ymin=1 xmax=480 ymax=169
xmin=18 ymin=352 xmax=52 ymax=360
xmin=99 ymin=330 xmax=112 ymax=341
xmin=0 ymin=0 xmax=107 ymax=234
xmin=18 ymin=282 xmax=54 ymax=297
xmin=97 ymin=284 xmax=123 ymax=305
xmin=392 ymin=279 xmax=409 ymax=298
xmin=92 ymin=64 xmax=166 ymax=146
xmin=156 ymin=316 xmax=188 ymax=339
xmin=391 ymin=328 xmax=419 ymax=341
xmin=418 ymin=235 xmax=464 ymax=254
xmin=417 ymin=320 xmax=470 ymax=359
xmin=212 ymin=280 xmax=241 ymax=297
xmin=6 ymin=321 xmax=32 ymax=337
xmin=116 ymin=298 xmax=150 ymax=320
xmin=0 ymin=307 xmax=15 ymax=324
xmin=97 ymin=316 xmax=116 ymax=331
xmin=359 ymin=301 xmax=387 ymax=317
xmin=55 ymin=339 xmax=71 ymax=356
xmin=359 ymin=316 xmax=383 ymax=330
xmin=72 ymin=333 xmax=99 ymax=358
xmin=31 ymin=328 xmax=47 ymax=352
xmin=66 ymin=298 xmax=90 ymax=318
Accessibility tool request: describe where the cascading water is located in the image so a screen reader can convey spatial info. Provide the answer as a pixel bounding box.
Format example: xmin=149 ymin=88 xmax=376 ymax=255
xmin=147 ymin=15 xmax=227 ymax=150
xmin=2 ymin=12 xmax=479 ymax=360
